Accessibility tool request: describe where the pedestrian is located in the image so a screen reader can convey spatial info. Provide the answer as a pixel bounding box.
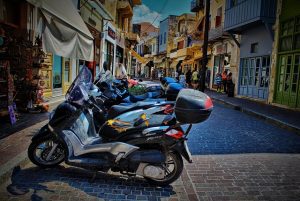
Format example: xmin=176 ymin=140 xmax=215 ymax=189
xmin=192 ymin=69 xmax=199 ymax=89
xmin=215 ymin=73 xmax=222 ymax=92
xmin=179 ymin=72 xmax=186 ymax=87
xmin=227 ymin=72 xmax=234 ymax=97
xmin=185 ymin=69 xmax=192 ymax=88
xmin=175 ymin=71 xmax=179 ymax=81
xmin=222 ymin=70 xmax=228 ymax=93
xmin=115 ymin=61 xmax=127 ymax=79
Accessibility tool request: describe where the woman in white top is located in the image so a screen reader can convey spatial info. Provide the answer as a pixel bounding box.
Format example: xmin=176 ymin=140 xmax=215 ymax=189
xmin=115 ymin=62 xmax=127 ymax=79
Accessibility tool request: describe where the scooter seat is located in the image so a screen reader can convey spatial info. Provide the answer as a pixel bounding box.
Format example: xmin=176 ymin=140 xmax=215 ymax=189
xmin=107 ymin=101 xmax=160 ymax=119
xmin=107 ymin=105 xmax=135 ymax=119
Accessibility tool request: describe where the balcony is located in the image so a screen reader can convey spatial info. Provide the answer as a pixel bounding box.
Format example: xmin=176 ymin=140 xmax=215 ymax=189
xmin=125 ymin=32 xmax=138 ymax=41
xmin=117 ymin=0 xmax=133 ymax=16
xmin=208 ymin=23 xmax=229 ymax=42
xmin=191 ymin=0 xmax=204 ymax=12
xmin=224 ymin=0 xmax=276 ymax=33
xmin=177 ymin=47 xmax=193 ymax=57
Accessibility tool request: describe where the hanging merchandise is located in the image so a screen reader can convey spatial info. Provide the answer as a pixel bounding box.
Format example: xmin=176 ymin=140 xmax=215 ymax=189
xmin=0 ymin=24 xmax=49 ymax=116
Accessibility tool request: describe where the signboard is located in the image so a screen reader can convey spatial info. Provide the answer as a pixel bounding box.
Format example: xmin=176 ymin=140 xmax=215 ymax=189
xmin=108 ymin=27 xmax=116 ymax=40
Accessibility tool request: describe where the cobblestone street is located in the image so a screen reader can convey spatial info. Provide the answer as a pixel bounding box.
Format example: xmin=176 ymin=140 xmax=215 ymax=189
xmin=0 ymin=154 xmax=300 ymax=201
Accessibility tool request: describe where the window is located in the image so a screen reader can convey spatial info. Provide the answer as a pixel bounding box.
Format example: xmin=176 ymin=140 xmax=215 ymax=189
xmin=215 ymin=7 xmax=222 ymax=27
xmin=160 ymin=34 xmax=162 ymax=45
xmin=251 ymin=43 xmax=258 ymax=53
xmin=106 ymin=41 xmax=114 ymax=71
xmin=164 ymin=32 xmax=166 ymax=44
xmin=279 ymin=16 xmax=300 ymax=52
xmin=64 ymin=58 xmax=70 ymax=82
xmin=230 ymin=0 xmax=238 ymax=8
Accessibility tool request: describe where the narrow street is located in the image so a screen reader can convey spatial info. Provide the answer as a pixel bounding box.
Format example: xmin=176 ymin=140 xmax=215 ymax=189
xmin=187 ymin=102 xmax=300 ymax=155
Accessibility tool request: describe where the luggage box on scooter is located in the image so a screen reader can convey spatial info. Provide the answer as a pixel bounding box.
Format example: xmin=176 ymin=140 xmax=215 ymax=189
xmin=175 ymin=89 xmax=213 ymax=124
xmin=166 ymin=83 xmax=183 ymax=101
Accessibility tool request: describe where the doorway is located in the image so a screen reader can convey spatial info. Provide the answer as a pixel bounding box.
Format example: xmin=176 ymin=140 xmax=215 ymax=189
xmin=53 ymin=55 xmax=63 ymax=97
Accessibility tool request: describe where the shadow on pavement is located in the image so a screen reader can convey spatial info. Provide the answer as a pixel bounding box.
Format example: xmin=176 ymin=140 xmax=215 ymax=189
xmin=5 ymin=165 xmax=176 ymax=201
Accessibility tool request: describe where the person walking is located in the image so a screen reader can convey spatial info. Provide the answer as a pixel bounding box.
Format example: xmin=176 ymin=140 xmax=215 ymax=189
xmin=179 ymin=72 xmax=186 ymax=87
xmin=115 ymin=61 xmax=127 ymax=79
xmin=221 ymin=70 xmax=228 ymax=93
xmin=192 ymin=69 xmax=199 ymax=89
xmin=215 ymin=73 xmax=222 ymax=92
xmin=185 ymin=69 xmax=192 ymax=88
xmin=227 ymin=72 xmax=234 ymax=97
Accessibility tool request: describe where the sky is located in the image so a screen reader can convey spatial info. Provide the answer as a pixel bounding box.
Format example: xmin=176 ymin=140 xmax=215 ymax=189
xmin=133 ymin=0 xmax=192 ymax=27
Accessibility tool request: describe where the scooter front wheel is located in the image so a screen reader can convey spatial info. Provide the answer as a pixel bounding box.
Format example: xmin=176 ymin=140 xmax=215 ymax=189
xmin=28 ymin=135 xmax=65 ymax=168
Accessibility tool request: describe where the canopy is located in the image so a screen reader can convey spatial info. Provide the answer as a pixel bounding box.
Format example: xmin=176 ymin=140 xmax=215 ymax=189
xmin=28 ymin=0 xmax=94 ymax=61
xmin=129 ymin=49 xmax=147 ymax=64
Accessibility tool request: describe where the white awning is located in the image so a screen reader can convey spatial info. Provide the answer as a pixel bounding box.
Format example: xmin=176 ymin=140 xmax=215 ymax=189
xmin=28 ymin=0 xmax=94 ymax=61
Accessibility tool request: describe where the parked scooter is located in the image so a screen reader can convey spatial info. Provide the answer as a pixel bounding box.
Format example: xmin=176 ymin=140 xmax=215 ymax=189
xmin=28 ymin=66 xmax=213 ymax=186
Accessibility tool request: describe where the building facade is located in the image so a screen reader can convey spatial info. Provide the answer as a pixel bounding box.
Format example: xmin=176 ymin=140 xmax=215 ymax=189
xmin=224 ymin=0 xmax=277 ymax=100
xmin=270 ymin=0 xmax=300 ymax=108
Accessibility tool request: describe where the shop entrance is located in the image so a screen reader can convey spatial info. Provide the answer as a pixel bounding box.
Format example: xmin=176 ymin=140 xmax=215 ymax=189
xmin=52 ymin=55 xmax=63 ymax=97
xmin=239 ymin=56 xmax=270 ymax=100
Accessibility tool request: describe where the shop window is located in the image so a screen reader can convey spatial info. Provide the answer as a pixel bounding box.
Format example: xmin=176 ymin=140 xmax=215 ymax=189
xmin=250 ymin=43 xmax=258 ymax=53
xmin=106 ymin=41 xmax=114 ymax=71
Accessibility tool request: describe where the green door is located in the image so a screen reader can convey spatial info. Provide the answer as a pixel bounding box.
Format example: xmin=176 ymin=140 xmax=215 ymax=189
xmin=293 ymin=54 xmax=300 ymax=108
xmin=276 ymin=54 xmax=300 ymax=107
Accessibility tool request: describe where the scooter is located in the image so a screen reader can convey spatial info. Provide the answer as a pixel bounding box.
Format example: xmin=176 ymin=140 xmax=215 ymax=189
xmin=28 ymin=66 xmax=213 ymax=186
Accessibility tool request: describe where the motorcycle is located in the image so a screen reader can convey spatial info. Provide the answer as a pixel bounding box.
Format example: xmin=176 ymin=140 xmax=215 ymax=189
xmin=28 ymin=66 xmax=213 ymax=186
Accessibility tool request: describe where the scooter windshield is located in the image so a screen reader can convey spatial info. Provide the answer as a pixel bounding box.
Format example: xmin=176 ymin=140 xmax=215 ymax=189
xmin=65 ymin=65 xmax=93 ymax=105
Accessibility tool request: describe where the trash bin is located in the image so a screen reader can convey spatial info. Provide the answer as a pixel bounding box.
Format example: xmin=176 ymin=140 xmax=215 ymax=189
xmin=228 ymin=84 xmax=235 ymax=97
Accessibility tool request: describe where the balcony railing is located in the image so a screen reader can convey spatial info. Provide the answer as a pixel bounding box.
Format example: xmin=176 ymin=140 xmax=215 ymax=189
xmin=191 ymin=0 xmax=204 ymax=12
xmin=224 ymin=0 xmax=276 ymax=32
xmin=208 ymin=25 xmax=228 ymax=41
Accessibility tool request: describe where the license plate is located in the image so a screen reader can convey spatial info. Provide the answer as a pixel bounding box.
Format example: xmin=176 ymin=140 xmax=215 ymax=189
xmin=183 ymin=141 xmax=192 ymax=163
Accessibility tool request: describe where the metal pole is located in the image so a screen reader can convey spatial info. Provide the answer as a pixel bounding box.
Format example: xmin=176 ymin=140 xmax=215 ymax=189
xmin=199 ymin=0 xmax=210 ymax=92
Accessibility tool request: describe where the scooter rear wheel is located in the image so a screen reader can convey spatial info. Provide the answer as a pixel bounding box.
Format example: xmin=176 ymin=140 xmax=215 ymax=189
xmin=145 ymin=152 xmax=183 ymax=186
xmin=28 ymin=135 xmax=65 ymax=168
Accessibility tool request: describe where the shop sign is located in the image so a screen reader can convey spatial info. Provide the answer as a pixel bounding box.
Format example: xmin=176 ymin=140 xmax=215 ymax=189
xmin=116 ymin=32 xmax=125 ymax=48
xmin=108 ymin=27 xmax=115 ymax=40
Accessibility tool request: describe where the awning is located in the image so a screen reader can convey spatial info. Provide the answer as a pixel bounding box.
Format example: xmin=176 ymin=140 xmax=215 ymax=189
xmin=29 ymin=0 xmax=94 ymax=61
xmin=129 ymin=49 xmax=147 ymax=64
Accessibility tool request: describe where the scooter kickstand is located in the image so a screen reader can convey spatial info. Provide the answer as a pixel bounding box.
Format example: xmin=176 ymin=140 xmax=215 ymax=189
xmin=89 ymin=171 xmax=97 ymax=183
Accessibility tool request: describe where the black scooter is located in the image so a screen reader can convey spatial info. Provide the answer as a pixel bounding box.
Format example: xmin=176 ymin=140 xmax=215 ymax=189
xmin=28 ymin=66 xmax=213 ymax=186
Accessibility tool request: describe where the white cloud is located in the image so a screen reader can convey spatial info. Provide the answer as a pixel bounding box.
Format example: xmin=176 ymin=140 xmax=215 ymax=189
xmin=133 ymin=5 xmax=162 ymax=27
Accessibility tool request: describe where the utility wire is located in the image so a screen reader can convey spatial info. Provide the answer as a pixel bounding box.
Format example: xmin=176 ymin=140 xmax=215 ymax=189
xmin=139 ymin=0 xmax=169 ymax=36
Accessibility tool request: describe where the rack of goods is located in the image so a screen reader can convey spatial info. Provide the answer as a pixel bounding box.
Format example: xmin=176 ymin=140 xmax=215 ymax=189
xmin=0 ymin=60 xmax=16 ymax=123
